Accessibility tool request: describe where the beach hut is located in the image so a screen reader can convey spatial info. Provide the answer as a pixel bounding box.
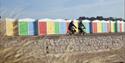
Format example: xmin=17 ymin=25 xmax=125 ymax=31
xmin=119 ymin=20 xmax=124 ymax=32
xmin=110 ymin=21 xmax=116 ymax=33
xmin=54 ymin=19 xmax=60 ymax=34
xmin=123 ymin=20 xmax=125 ymax=32
xmin=82 ymin=19 xmax=91 ymax=33
xmin=47 ymin=19 xmax=55 ymax=35
xmin=5 ymin=18 xmax=17 ymax=36
xmin=58 ymin=19 xmax=67 ymax=34
xmin=117 ymin=20 xmax=121 ymax=32
xmin=121 ymin=20 xmax=124 ymax=32
xmin=92 ymin=20 xmax=98 ymax=33
xmin=74 ymin=20 xmax=79 ymax=32
xmin=97 ymin=20 xmax=102 ymax=33
xmin=101 ymin=20 xmax=107 ymax=33
xmin=18 ymin=18 xmax=37 ymax=36
xmin=114 ymin=20 xmax=117 ymax=32
xmin=38 ymin=19 xmax=47 ymax=36
xmin=106 ymin=20 xmax=111 ymax=33
xmin=66 ymin=20 xmax=70 ymax=33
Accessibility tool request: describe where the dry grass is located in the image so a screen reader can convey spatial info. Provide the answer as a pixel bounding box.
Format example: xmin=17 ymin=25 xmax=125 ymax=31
xmin=0 ymin=37 xmax=125 ymax=63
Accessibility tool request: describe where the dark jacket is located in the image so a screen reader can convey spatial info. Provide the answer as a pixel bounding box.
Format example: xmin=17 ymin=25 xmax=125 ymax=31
xmin=78 ymin=21 xmax=85 ymax=29
xmin=68 ymin=21 xmax=77 ymax=30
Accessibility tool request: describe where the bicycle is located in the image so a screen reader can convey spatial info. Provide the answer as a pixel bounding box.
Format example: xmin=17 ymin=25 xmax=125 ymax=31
xmin=67 ymin=27 xmax=77 ymax=35
xmin=78 ymin=27 xmax=86 ymax=35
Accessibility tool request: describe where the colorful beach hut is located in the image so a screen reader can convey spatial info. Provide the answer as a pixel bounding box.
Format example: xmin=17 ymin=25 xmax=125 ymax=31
xmin=47 ymin=19 xmax=55 ymax=35
xmin=106 ymin=20 xmax=111 ymax=33
xmin=121 ymin=20 xmax=124 ymax=32
xmin=110 ymin=20 xmax=116 ymax=33
xmin=74 ymin=20 xmax=79 ymax=32
xmin=18 ymin=18 xmax=37 ymax=36
xmin=54 ymin=19 xmax=60 ymax=34
xmin=5 ymin=18 xmax=17 ymax=36
xmin=82 ymin=19 xmax=91 ymax=33
xmin=92 ymin=20 xmax=98 ymax=33
xmin=119 ymin=20 xmax=125 ymax=32
xmin=123 ymin=20 xmax=125 ymax=32
xmin=117 ymin=20 xmax=121 ymax=32
xmin=101 ymin=20 xmax=107 ymax=33
xmin=97 ymin=20 xmax=102 ymax=33
xmin=38 ymin=19 xmax=47 ymax=36
xmin=66 ymin=20 xmax=70 ymax=33
xmin=57 ymin=19 xmax=67 ymax=34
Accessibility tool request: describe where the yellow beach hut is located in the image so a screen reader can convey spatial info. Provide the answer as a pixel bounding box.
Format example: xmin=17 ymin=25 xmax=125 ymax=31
xmin=5 ymin=18 xmax=17 ymax=36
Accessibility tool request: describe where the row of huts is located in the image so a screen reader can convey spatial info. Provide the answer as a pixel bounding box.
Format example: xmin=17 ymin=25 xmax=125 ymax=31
xmin=5 ymin=18 xmax=125 ymax=36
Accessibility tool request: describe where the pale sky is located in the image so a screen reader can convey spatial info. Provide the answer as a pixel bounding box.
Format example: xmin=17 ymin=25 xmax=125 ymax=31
xmin=0 ymin=0 xmax=125 ymax=19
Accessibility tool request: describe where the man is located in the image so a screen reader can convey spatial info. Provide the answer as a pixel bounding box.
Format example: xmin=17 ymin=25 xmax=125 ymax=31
xmin=68 ymin=20 xmax=77 ymax=35
xmin=78 ymin=20 xmax=86 ymax=35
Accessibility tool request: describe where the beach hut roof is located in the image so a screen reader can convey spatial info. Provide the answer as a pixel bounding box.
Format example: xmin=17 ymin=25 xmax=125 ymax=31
xmin=18 ymin=18 xmax=35 ymax=22
xmin=38 ymin=18 xmax=54 ymax=22
xmin=54 ymin=19 xmax=66 ymax=22
xmin=82 ymin=19 xmax=90 ymax=22
xmin=5 ymin=18 xmax=16 ymax=21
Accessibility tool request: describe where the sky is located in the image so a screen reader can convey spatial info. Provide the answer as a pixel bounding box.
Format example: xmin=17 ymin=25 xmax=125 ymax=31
xmin=0 ymin=0 xmax=125 ymax=19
